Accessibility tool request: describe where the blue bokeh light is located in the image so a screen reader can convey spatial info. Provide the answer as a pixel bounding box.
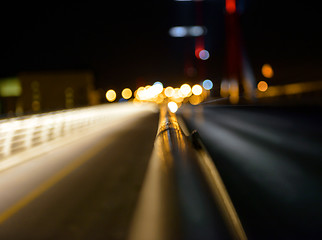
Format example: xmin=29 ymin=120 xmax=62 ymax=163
xmin=202 ymin=79 xmax=213 ymax=90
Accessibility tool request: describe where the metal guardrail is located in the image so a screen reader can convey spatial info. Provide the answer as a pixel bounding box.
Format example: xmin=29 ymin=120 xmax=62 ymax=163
xmin=0 ymin=103 xmax=152 ymax=161
xmin=129 ymin=105 xmax=247 ymax=240
xmin=189 ymin=130 xmax=247 ymax=240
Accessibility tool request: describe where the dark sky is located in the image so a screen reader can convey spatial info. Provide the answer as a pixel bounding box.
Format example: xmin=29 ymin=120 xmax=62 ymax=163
xmin=0 ymin=1 xmax=321 ymax=91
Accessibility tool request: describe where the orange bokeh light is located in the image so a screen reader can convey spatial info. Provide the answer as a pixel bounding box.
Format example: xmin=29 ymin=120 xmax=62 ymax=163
xmin=262 ymin=64 xmax=274 ymax=78
xmin=257 ymin=81 xmax=268 ymax=92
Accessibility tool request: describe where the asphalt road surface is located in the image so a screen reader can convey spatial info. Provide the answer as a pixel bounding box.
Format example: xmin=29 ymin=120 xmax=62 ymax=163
xmin=179 ymin=104 xmax=322 ymax=240
xmin=0 ymin=108 xmax=159 ymax=240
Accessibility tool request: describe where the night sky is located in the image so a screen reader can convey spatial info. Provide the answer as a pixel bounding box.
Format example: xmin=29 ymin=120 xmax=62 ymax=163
xmin=0 ymin=1 xmax=321 ymax=92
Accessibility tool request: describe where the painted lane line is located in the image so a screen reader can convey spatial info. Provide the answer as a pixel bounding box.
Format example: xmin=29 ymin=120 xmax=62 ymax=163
xmin=0 ymin=137 xmax=113 ymax=224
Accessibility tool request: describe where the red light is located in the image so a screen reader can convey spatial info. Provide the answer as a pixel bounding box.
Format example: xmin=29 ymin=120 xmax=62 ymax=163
xmin=195 ymin=47 xmax=203 ymax=59
xmin=226 ymin=0 xmax=236 ymax=14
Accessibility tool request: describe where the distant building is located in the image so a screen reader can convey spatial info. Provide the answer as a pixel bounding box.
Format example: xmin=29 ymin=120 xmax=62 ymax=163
xmin=0 ymin=77 xmax=22 ymax=116
xmin=0 ymin=71 xmax=100 ymax=116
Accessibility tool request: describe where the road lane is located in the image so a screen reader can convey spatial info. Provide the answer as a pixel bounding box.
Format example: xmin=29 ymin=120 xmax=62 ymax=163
xmin=179 ymin=105 xmax=322 ymax=239
xmin=0 ymin=107 xmax=159 ymax=240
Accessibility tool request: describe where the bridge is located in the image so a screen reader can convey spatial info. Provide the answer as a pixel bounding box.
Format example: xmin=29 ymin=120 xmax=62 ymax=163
xmin=0 ymin=0 xmax=321 ymax=239
xmin=0 ymin=101 xmax=321 ymax=239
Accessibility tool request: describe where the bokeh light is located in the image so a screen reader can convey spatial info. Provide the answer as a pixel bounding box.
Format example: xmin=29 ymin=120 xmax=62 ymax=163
xmin=192 ymin=84 xmax=203 ymax=95
xmin=135 ymin=87 xmax=144 ymax=100
xmin=226 ymin=0 xmax=236 ymax=14
xmin=164 ymin=86 xmax=175 ymax=98
xmin=229 ymin=80 xmax=239 ymax=104
xmin=152 ymin=82 xmax=164 ymax=95
xmin=172 ymin=88 xmax=184 ymax=103
xmin=199 ymin=50 xmax=210 ymax=60
xmin=261 ymin=64 xmax=274 ymax=78
xmin=153 ymin=81 xmax=163 ymax=87
xmin=220 ymin=80 xmax=229 ymax=97
xmin=169 ymin=26 xmax=206 ymax=37
xmin=202 ymin=79 xmax=213 ymax=90
xmin=169 ymin=26 xmax=188 ymax=37
xmin=106 ymin=89 xmax=116 ymax=102
xmin=189 ymin=26 xmax=205 ymax=37
xmin=189 ymin=95 xmax=202 ymax=105
xmin=121 ymin=88 xmax=132 ymax=99
xmin=257 ymin=81 xmax=268 ymax=92
xmin=168 ymin=101 xmax=178 ymax=113
xmin=180 ymin=84 xmax=192 ymax=97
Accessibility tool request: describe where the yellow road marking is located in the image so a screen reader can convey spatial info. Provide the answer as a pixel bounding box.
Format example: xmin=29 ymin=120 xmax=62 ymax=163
xmin=0 ymin=138 xmax=112 ymax=224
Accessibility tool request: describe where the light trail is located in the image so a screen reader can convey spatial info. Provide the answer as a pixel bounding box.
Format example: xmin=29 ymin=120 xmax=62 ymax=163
xmin=0 ymin=103 xmax=157 ymax=171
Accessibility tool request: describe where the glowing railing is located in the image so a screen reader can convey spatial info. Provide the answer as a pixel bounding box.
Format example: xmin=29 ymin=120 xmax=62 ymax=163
xmin=0 ymin=103 xmax=155 ymax=162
